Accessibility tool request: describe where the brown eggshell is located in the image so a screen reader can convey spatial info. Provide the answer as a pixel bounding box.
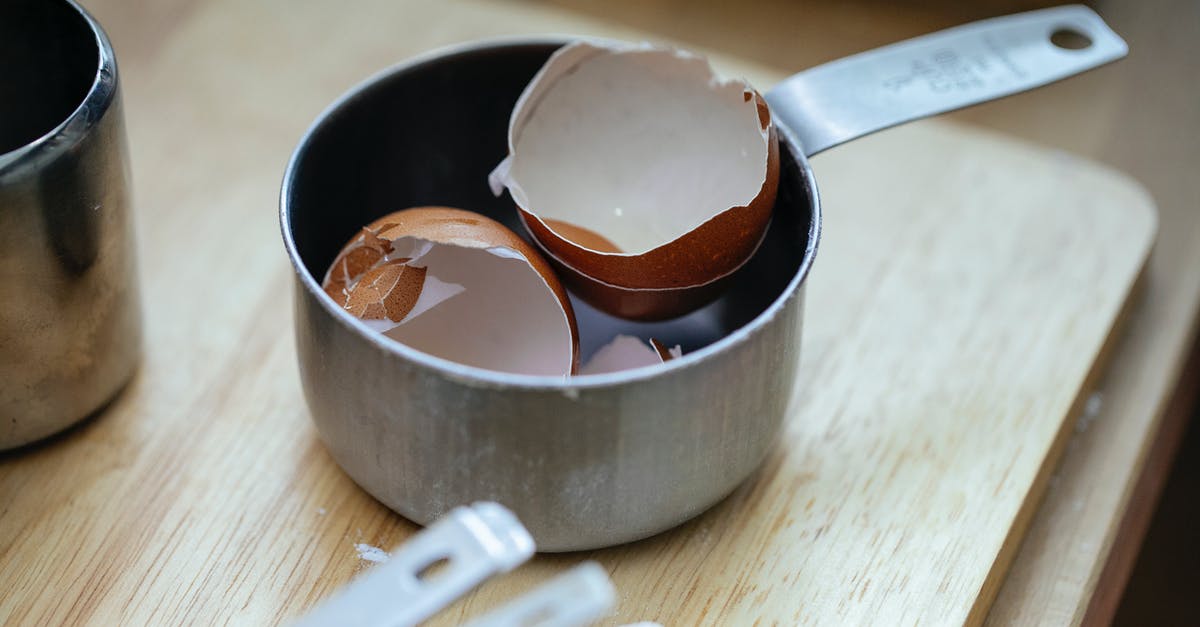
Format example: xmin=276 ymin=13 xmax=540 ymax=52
xmin=532 ymin=237 xmax=747 ymax=321
xmin=490 ymin=40 xmax=781 ymax=319
xmin=520 ymin=120 xmax=778 ymax=291
xmin=322 ymin=206 xmax=580 ymax=375
xmin=323 ymin=227 xmax=394 ymax=306
xmin=343 ymin=259 xmax=424 ymax=321
xmin=541 ymin=218 xmax=622 ymax=254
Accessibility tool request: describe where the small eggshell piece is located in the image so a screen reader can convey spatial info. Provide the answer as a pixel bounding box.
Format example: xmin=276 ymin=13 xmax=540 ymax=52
xmin=542 ymin=218 xmax=622 ymax=254
xmin=323 ymin=227 xmax=395 ymax=307
xmin=579 ymin=334 xmax=682 ymax=375
xmin=343 ymin=258 xmax=424 ymax=322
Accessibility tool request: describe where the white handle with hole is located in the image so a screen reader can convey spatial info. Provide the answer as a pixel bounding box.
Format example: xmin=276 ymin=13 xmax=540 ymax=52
xmin=463 ymin=562 xmax=615 ymax=627
xmin=765 ymin=4 xmax=1127 ymax=156
xmin=293 ymin=502 xmax=535 ymax=627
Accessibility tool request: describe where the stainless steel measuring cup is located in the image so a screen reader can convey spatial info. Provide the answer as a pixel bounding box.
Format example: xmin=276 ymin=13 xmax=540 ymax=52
xmin=0 ymin=0 xmax=141 ymax=449
xmin=281 ymin=6 xmax=1125 ymax=550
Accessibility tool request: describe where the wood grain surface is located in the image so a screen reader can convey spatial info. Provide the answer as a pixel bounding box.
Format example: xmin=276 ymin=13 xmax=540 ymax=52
xmin=0 ymin=0 xmax=1161 ymax=625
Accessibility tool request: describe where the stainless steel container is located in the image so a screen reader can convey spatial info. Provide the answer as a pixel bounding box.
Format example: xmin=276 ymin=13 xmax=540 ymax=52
xmin=281 ymin=8 xmax=1125 ymax=550
xmin=0 ymin=0 xmax=141 ymax=449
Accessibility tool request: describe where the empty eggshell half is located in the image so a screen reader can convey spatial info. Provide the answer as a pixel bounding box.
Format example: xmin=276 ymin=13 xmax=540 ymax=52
xmin=322 ymin=207 xmax=579 ymax=376
xmin=489 ymin=40 xmax=779 ymax=320
xmin=579 ymin=334 xmax=682 ymax=376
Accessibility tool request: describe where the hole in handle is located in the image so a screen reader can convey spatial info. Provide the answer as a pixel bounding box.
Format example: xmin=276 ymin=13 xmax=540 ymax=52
xmin=1050 ymin=27 xmax=1093 ymax=50
xmin=415 ymin=556 xmax=452 ymax=582
xmin=515 ymin=606 xmax=558 ymax=627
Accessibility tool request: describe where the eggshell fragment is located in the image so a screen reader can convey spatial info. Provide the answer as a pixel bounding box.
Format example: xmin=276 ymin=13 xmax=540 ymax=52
xmin=579 ymin=334 xmax=682 ymax=376
xmin=490 ymin=40 xmax=779 ymax=320
xmin=322 ymin=207 xmax=579 ymax=376
xmin=342 ymin=259 xmax=424 ymax=321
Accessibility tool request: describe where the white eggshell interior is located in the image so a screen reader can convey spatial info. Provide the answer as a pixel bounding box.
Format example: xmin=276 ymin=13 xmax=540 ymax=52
xmin=504 ymin=42 xmax=770 ymax=255
xmin=579 ymin=334 xmax=678 ymax=375
xmin=369 ymin=237 xmax=574 ymax=376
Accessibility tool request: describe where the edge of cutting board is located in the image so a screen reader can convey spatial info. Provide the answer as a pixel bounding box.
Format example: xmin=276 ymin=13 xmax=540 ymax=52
xmin=951 ymin=131 xmax=1159 ymax=624
xmin=973 ymin=266 xmax=1149 ymax=624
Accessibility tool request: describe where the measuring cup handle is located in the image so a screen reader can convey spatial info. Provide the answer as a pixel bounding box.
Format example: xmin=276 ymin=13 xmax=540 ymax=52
xmin=764 ymin=5 xmax=1127 ymax=157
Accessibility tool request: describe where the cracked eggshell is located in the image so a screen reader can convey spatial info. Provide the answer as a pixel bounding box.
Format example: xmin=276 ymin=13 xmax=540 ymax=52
xmin=579 ymin=334 xmax=682 ymax=375
xmin=490 ymin=40 xmax=779 ymax=321
xmin=322 ymin=207 xmax=579 ymax=376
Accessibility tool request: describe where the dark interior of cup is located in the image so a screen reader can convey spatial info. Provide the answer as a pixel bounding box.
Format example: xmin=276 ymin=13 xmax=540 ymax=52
xmin=0 ymin=0 xmax=98 ymax=155
xmin=286 ymin=42 xmax=815 ymax=360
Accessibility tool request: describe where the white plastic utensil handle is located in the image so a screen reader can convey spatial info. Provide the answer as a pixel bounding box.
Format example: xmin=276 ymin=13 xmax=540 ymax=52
xmin=293 ymin=502 xmax=535 ymax=627
xmin=765 ymin=4 xmax=1128 ymax=156
xmin=463 ymin=562 xmax=616 ymax=627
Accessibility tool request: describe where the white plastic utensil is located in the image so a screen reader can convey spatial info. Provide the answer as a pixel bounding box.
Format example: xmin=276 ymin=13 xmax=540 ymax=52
xmin=294 ymin=502 xmax=534 ymax=627
xmin=464 ymin=562 xmax=615 ymax=627
xmin=294 ymin=503 xmax=619 ymax=627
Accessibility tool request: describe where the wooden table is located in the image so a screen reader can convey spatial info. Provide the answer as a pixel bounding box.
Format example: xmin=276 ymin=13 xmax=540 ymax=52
xmin=4 ymin=1 xmax=1197 ymax=625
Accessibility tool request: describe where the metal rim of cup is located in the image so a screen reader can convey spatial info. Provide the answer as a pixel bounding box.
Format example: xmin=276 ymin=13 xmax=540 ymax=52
xmin=0 ymin=0 xmax=117 ymax=176
xmin=279 ymin=36 xmax=823 ymax=391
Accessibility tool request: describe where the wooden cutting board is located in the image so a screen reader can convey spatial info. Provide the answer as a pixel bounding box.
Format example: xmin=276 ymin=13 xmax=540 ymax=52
xmin=0 ymin=0 xmax=1155 ymax=625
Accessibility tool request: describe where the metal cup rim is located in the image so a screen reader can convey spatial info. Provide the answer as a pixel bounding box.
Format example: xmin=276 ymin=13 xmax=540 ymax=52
xmin=0 ymin=0 xmax=118 ymax=177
